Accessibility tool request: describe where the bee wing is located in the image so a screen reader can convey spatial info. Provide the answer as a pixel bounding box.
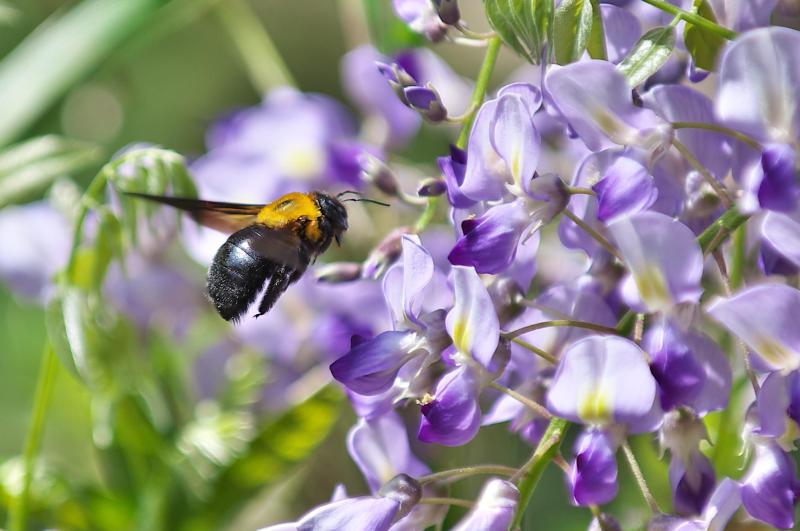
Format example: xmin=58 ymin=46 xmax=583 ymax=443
xmin=245 ymin=224 xmax=312 ymax=273
xmin=124 ymin=192 xmax=264 ymax=233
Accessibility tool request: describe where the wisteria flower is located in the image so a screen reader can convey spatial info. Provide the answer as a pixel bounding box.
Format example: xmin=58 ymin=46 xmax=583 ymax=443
xmin=452 ymin=478 xmax=519 ymax=530
xmin=548 ymin=335 xmax=658 ymax=505
xmin=609 ymin=212 xmax=704 ymax=314
xmin=544 ymin=61 xmax=673 ymax=157
xmin=708 ymin=283 xmax=800 ymax=372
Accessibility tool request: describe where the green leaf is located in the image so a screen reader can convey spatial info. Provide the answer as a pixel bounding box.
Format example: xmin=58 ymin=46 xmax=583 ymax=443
xmin=553 ymin=0 xmax=594 ymax=65
xmin=188 ymin=385 xmax=343 ymax=527
xmin=45 ymin=287 xmax=138 ymax=392
xmin=361 ymin=0 xmax=425 ymax=54
xmin=103 ymin=146 xmax=197 ymax=245
xmin=618 ymin=26 xmax=676 ymax=87
xmin=586 ymin=0 xmax=607 ymax=60
xmin=69 ymin=208 xmax=123 ymax=292
xmin=684 ymin=0 xmax=724 ymax=71
xmin=0 ymin=136 xmax=102 ymax=208
xmin=485 ymin=0 xmax=553 ymax=64
xmin=0 ymin=0 xmax=165 ymax=148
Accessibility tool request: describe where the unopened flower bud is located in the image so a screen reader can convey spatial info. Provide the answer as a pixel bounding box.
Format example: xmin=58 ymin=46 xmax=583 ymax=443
xmin=376 ymin=61 xmax=417 ymax=105
xmin=378 ymin=473 xmax=422 ymax=521
xmin=404 ymin=84 xmax=447 ymax=122
xmin=360 ymin=153 xmax=400 ymax=197
xmin=315 ymin=262 xmax=362 ymax=283
xmin=362 ymin=227 xmax=413 ymax=279
xmin=417 ymin=177 xmax=447 ymax=197
xmin=433 ymin=0 xmax=460 ymax=25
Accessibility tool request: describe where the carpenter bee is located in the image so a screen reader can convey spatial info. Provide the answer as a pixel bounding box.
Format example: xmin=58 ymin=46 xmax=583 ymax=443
xmin=126 ymin=190 xmax=387 ymax=322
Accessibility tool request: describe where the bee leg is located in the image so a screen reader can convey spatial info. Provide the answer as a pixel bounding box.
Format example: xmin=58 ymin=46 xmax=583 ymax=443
xmin=254 ymin=265 xmax=302 ymax=317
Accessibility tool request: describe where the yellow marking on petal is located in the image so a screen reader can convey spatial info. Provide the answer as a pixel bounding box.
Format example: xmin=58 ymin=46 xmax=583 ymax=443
xmin=578 ymin=387 xmax=612 ymax=424
xmin=511 ymin=146 xmax=521 ymax=186
xmin=280 ymin=146 xmax=325 ymax=180
xmin=754 ymin=337 xmax=799 ymax=371
xmin=452 ymin=318 xmax=470 ymax=355
xmin=634 ymin=264 xmax=671 ymax=312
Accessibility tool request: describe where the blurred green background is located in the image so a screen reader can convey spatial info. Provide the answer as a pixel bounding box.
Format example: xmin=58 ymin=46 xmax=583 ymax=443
xmin=0 ymin=1 xmax=675 ymax=529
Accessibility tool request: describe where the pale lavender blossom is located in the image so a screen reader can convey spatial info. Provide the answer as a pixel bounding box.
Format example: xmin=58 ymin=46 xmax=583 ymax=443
xmin=452 ymin=478 xmax=519 ymax=531
xmin=708 ymin=283 xmax=800 ymax=372
xmin=609 ymin=212 xmax=704 ymax=314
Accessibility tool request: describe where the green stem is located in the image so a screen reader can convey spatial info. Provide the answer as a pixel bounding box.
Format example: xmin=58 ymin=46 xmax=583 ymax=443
xmin=512 ymin=417 xmax=570 ymax=528
xmin=503 ymin=319 xmax=619 ymax=340
xmin=415 ymin=36 xmax=501 ymax=234
xmin=563 ymin=209 xmax=623 ymax=261
xmin=65 ymin=170 xmax=109 ymax=280
xmin=418 ymin=465 xmax=517 ymax=484
xmin=640 ymin=0 xmax=738 ymax=40
xmin=729 ymin=226 xmax=745 ymax=289
xmin=8 ymin=344 xmax=59 ymax=531
xmin=696 ymin=207 xmax=749 ymax=254
xmin=672 ymin=139 xmax=733 ymax=207
xmin=621 ymin=440 xmax=661 ymax=514
xmin=568 ymin=186 xmax=596 ymax=196
xmin=455 ymin=36 xmax=501 ymax=150
xmin=419 ymin=497 xmax=474 ymax=509
xmin=671 ymin=121 xmax=761 ymax=151
xmin=215 ymin=0 xmax=295 ymax=93
xmin=488 ymin=382 xmax=551 ymax=419
xmin=510 ymin=337 xmax=558 ymax=365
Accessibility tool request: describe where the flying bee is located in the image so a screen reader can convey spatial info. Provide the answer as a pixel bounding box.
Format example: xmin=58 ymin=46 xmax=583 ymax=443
xmin=125 ymin=190 xmax=388 ymax=322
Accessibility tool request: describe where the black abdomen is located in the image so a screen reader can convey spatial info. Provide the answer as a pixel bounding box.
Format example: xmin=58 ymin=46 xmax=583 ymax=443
xmin=207 ymin=226 xmax=274 ymax=321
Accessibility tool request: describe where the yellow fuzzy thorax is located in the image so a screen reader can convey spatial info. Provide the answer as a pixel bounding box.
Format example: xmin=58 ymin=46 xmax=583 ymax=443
xmin=256 ymin=192 xmax=322 ymax=242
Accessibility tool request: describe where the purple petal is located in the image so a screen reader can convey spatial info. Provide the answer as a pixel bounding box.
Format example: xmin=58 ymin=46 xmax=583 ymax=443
xmin=609 ymin=212 xmax=704 ymax=313
xmin=418 ymin=365 xmax=482 ymax=446
xmin=644 ymin=322 xmax=731 ymax=414
xmin=438 ymin=145 xmax=475 ymax=208
xmin=592 ymin=156 xmax=658 ymax=222
xmin=670 ymin=450 xmax=716 ymax=516
xmin=452 ymin=479 xmax=519 ymax=531
xmin=643 ymin=85 xmax=732 ymax=181
xmin=741 ymin=442 xmax=800 ymax=529
xmin=347 ymin=412 xmax=429 ymax=492
xmin=490 ymin=93 xmax=541 ymax=193
xmin=269 ymin=497 xmax=399 ymax=531
xmin=400 ymin=235 xmax=434 ymax=327
xmin=707 ymin=283 xmax=800 ymax=372
xmin=0 ymin=202 xmax=70 ymax=302
xmin=716 ymin=27 xmax=800 ymax=144
xmin=545 ymin=61 xmax=671 ymax=155
xmin=460 ymin=99 xmax=509 ymax=201
xmin=757 ymin=144 xmax=798 ymax=212
xmin=448 ymin=200 xmax=532 ymax=275
xmin=497 ymin=83 xmax=543 ymax=115
xmin=700 ymin=478 xmax=742 ymax=529
xmin=708 ymin=0 xmax=780 ymax=31
xmin=330 ymin=331 xmax=417 ymax=395
xmin=570 ymin=429 xmax=619 ymax=506
xmin=446 ymin=266 xmax=500 ymax=368
xmin=547 ymin=335 xmax=657 ymax=426
xmin=600 ymin=4 xmax=642 ymax=64
xmin=762 ymin=212 xmax=800 ymax=268
xmin=753 ymin=371 xmax=791 ymax=439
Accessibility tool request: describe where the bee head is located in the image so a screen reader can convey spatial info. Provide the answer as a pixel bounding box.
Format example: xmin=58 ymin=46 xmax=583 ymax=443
xmin=316 ymin=192 xmax=349 ymax=245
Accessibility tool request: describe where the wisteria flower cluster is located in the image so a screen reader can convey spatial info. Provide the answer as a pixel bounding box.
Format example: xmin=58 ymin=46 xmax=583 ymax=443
xmin=2 ymin=0 xmax=800 ymax=530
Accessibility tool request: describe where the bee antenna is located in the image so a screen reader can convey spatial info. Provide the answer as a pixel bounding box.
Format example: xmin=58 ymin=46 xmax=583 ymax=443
xmin=341 ymin=197 xmax=390 ymax=207
xmin=337 ymin=190 xmax=362 ymax=199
